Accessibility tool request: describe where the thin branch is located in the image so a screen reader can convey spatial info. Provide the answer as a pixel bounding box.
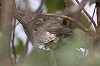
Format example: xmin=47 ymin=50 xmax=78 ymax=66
xmin=68 ymin=0 xmax=87 ymax=14
xmin=12 ymin=18 xmax=17 ymax=63
xmin=14 ymin=10 xmax=96 ymax=38
xmin=41 ymin=13 xmax=96 ymax=37
xmin=93 ymin=0 xmax=100 ymax=52
xmin=89 ymin=5 xmax=96 ymax=30
xmin=27 ymin=0 xmax=47 ymax=30
xmin=76 ymin=0 xmax=97 ymax=31
xmin=30 ymin=0 xmax=47 ymax=21
xmin=61 ymin=0 xmax=68 ymax=39
xmin=36 ymin=0 xmax=47 ymax=13
xmin=96 ymin=0 xmax=100 ymax=36
xmin=63 ymin=0 xmax=68 ymax=27
xmin=92 ymin=5 xmax=96 ymax=18
xmin=14 ymin=13 xmax=26 ymax=27
xmin=14 ymin=13 xmax=31 ymax=41
xmin=63 ymin=0 xmax=68 ymax=15
xmin=83 ymin=9 xmax=97 ymax=30
xmin=69 ymin=0 xmax=87 ymax=29
xmin=52 ymin=42 xmax=61 ymax=50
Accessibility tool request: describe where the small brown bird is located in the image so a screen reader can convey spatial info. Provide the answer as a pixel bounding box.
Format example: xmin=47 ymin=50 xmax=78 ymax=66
xmin=33 ymin=17 xmax=71 ymax=44
xmin=14 ymin=11 xmax=71 ymax=45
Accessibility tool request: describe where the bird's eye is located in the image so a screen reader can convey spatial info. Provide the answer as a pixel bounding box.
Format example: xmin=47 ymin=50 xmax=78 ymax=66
xmin=35 ymin=29 xmax=37 ymax=31
xmin=43 ymin=19 xmax=46 ymax=21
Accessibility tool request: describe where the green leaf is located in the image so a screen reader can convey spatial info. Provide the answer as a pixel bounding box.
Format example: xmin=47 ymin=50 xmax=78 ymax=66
xmin=20 ymin=47 xmax=82 ymax=66
xmin=18 ymin=28 xmax=95 ymax=66
xmin=46 ymin=0 xmax=64 ymax=13
xmin=19 ymin=49 xmax=49 ymax=66
xmin=62 ymin=28 xmax=95 ymax=49
xmin=80 ymin=52 xmax=100 ymax=66
xmin=57 ymin=18 xmax=63 ymax=24
xmin=15 ymin=38 xmax=23 ymax=54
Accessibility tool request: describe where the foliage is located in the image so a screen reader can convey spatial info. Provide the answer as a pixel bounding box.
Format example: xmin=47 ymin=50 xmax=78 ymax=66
xmin=15 ymin=38 xmax=23 ymax=54
xmin=46 ymin=0 xmax=64 ymax=13
xmin=1 ymin=0 xmax=100 ymax=66
xmin=18 ymin=28 xmax=95 ymax=66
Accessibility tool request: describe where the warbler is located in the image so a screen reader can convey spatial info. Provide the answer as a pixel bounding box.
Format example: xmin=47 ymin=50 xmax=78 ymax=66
xmin=33 ymin=17 xmax=71 ymax=44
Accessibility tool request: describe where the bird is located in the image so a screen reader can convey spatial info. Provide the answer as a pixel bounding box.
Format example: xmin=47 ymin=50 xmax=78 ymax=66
xmin=32 ymin=16 xmax=72 ymax=44
xmin=14 ymin=11 xmax=71 ymax=45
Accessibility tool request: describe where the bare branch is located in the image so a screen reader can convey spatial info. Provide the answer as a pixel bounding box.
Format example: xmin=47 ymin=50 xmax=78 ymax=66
xmin=63 ymin=0 xmax=68 ymax=27
xmin=68 ymin=0 xmax=87 ymax=14
xmin=36 ymin=0 xmax=47 ymax=13
xmin=14 ymin=13 xmax=26 ymax=29
xmin=11 ymin=18 xmax=17 ymax=63
xmin=92 ymin=5 xmax=96 ymax=18
xmin=30 ymin=0 xmax=47 ymax=21
xmin=41 ymin=13 xmax=96 ymax=37
xmin=76 ymin=0 xmax=97 ymax=31
xmin=96 ymin=0 xmax=100 ymax=35
xmin=63 ymin=0 xmax=68 ymax=15
xmin=88 ymin=5 xmax=96 ymax=30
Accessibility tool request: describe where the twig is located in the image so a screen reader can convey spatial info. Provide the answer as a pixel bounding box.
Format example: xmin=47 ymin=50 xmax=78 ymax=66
xmin=27 ymin=0 xmax=47 ymax=30
xmin=52 ymin=42 xmax=61 ymax=50
xmin=14 ymin=12 xmax=31 ymax=43
xmin=14 ymin=10 xmax=96 ymax=38
xmin=63 ymin=0 xmax=68 ymax=16
xmin=75 ymin=0 xmax=97 ymax=31
xmin=14 ymin=13 xmax=26 ymax=27
xmin=88 ymin=5 xmax=96 ymax=30
xmin=30 ymin=0 xmax=47 ymax=21
xmin=12 ymin=18 xmax=17 ymax=63
xmin=96 ymin=0 xmax=100 ymax=36
xmin=61 ymin=0 xmax=68 ymax=39
xmin=92 ymin=5 xmax=96 ymax=19
xmin=36 ymin=0 xmax=47 ymax=13
xmin=63 ymin=0 xmax=68 ymax=27
xmin=69 ymin=0 xmax=87 ymax=29
xmin=41 ymin=13 xmax=96 ymax=37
